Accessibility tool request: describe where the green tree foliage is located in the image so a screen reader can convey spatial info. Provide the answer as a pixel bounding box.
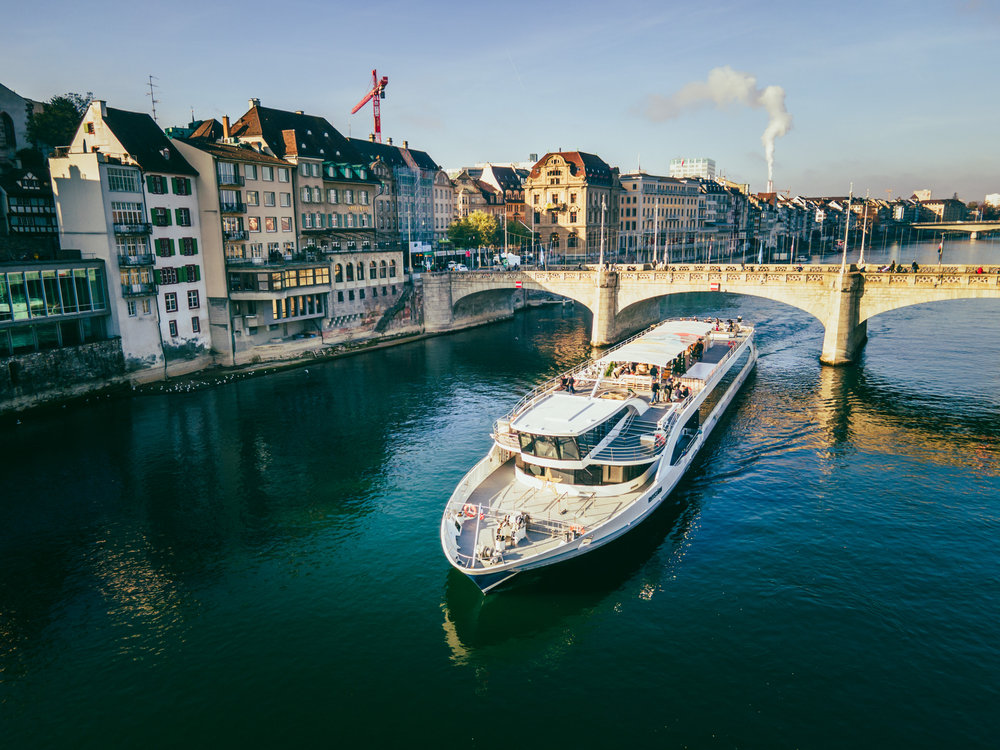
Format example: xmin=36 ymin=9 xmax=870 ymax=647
xmin=466 ymin=211 xmax=499 ymax=247
xmin=446 ymin=217 xmax=478 ymax=248
xmin=27 ymin=92 xmax=93 ymax=150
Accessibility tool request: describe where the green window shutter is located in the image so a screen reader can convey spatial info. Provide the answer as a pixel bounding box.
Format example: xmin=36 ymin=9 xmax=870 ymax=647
xmin=174 ymin=208 xmax=181 ymax=224
xmin=192 ymin=265 xmax=201 ymax=281
xmin=178 ymin=266 xmax=188 ymax=283
xmin=192 ymin=238 xmax=198 ymax=254
xmin=171 ymin=177 xmax=179 ymax=194
xmin=169 ymin=239 xmax=176 ymax=256
xmin=147 ymin=175 xmax=155 ymax=192
xmin=153 ymin=269 xmax=162 ymax=284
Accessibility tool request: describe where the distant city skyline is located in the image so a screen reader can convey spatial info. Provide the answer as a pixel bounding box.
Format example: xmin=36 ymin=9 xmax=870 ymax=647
xmin=4 ymin=0 xmax=998 ymax=201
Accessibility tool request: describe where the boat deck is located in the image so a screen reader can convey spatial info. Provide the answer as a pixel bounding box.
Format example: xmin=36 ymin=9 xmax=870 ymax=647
xmin=453 ymin=461 xmax=648 ymax=569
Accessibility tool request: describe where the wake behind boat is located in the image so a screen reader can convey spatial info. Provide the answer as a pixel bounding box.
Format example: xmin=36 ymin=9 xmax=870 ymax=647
xmin=440 ymin=317 xmax=757 ymax=593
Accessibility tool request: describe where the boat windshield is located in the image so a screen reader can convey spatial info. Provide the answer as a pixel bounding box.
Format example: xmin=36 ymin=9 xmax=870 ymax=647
xmin=518 ymin=433 xmax=581 ymax=460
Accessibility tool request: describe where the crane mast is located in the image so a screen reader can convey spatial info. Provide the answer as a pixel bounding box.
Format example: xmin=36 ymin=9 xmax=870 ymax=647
xmin=351 ymin=69 xmax=389 ymax=143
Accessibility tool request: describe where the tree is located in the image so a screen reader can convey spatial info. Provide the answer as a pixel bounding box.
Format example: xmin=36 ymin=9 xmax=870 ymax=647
xmin=446 ymin=217 xmax=477 ymax=248
xmin=466 ymin=211 xmax=499 ymax=247
xmin=27 ymin=92 xmax=93 ymax=150
xmin=505 ymin=219 xmax=533 ymax=248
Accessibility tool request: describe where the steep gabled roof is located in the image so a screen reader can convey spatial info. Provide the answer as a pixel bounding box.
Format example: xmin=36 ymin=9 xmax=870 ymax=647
xmin=529 ymin=151 xmax=615 ymax=185
xmin=174 ymin=138 xmax=294 ymax=166
xmin=190 ymin=119 xmax=224 ymax=140
xmin=230 ymin=105 xmax=361 ymax=163
xmin=103 ymin=107 xmax=198 ymax=176
xmin=347 ymin=138 xmax=440 ymax=172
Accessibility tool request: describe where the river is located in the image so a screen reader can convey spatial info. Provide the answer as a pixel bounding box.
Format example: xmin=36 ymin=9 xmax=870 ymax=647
xmin=1 ymin=238 xmax=998 ymax=748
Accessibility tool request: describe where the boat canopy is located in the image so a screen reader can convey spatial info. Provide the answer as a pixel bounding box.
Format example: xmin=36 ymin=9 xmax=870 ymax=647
xmin=596 ymin=320 xmax=714 ymax=369
xmin=511 ymin=392 xmax=625 ymax=436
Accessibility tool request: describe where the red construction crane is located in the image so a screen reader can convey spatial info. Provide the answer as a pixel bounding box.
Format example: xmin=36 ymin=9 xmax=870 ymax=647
xmin=351 ymin=69 xmax=389 ymax=143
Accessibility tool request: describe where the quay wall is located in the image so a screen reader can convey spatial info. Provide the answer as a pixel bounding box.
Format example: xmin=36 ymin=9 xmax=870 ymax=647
xmin=0 ymin=338 xmax=128 ymax=415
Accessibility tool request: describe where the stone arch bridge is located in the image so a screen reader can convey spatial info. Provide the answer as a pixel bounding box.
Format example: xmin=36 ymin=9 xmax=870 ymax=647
xmin=423 ymin=264 xmax=1000 ymax=365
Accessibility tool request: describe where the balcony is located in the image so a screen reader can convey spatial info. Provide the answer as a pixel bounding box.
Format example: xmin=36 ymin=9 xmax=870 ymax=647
xmin=226 ymin=251 xmax=322 ymax=268
xmin=224 ymin=229 xmax=249 ymax=241
xmin=121 ymin=282 xmax=156 ymax=297
xmin=220 ymin=201 xmax=246 ymax=214
xmin=117 ymin=253 xmax=155 ymax=267
xmin=113 ymin=222 xmax=152 ymax=235
xmin=217 ymin=173 xmax=245 ymax=187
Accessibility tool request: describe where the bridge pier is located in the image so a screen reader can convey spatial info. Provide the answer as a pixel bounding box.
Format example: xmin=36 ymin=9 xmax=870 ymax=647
xmin=590 ymin=268 xmax=619 ymax=346
xmin=820 ymin=272 xmax=868 ymax=366
xmin=421 ymin=273 xmax=454 ymax=332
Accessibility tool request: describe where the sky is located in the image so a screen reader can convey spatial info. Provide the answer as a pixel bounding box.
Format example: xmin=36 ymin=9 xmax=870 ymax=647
xmin=4 ymin=0 xmax=999 ymax=201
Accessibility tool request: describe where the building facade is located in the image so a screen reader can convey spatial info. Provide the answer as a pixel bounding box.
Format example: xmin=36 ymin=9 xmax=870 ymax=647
xmin=523 ymin=151 xmax=621 ymax=263
xmin=50 ymin=101 xmax=210 ymax=374
xmin=669 ymin=157 xmax=716 ymax=180
xmin=617 ymin=172 xmax=701 ymax=261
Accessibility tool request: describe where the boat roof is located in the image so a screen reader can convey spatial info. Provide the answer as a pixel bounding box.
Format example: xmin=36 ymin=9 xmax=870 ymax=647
xmin=510 ymin=392 xmax=625 ymax=436
xmin=596 ymin=320 xmax=715 ymax=369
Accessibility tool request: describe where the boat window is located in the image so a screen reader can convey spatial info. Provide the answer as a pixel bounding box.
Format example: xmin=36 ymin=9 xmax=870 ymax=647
xmin=518 ymin=432 xmax=534 ymax=453
xmin=556 ymin=436 xmax=580 ymax=460
xmin=517 ymin=432 xmax=581 ymax=460
xmin=532 ymin=435 xmax=559 ymax=459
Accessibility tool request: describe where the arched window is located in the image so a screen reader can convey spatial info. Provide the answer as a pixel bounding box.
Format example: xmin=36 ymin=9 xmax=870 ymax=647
xmin=379 ymin=260 xmax=387 ymax=278
xmin=567 ymin=234 xmax=578 ymax=249
xmin=356 ymin=262 xmax=364 ymax=280
xmin=369 ymin=260 xmax=377 ymax=278
xmin=334 ymin=264 xmax=343 ymax=283
xmin=0 ymin=112 xmax=15 ymax=150
xmin=389 ymin=259 xmax=397 ymax=278
xmin=346 ymin=263 xmax=354 ymax=281
xmin=550 ymin=232 xmax=560 ymax=250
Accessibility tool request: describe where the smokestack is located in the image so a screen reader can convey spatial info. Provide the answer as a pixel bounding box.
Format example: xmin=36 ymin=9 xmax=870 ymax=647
xmin=248 ymin=98 xmax=260 ymax=109
xmin=767 ymin=179 xmax=773 ymax=193
xmin=222 ymin=116 xmax=230 ymax=139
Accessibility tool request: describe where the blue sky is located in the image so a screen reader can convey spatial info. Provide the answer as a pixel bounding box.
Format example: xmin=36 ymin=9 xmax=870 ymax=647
xmin=5 ymin=0 xmax=998 ymax=200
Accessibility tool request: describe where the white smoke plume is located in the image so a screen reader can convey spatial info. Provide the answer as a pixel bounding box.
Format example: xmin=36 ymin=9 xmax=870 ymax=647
xmin=643 ymin=66 xmax=793 ymax=184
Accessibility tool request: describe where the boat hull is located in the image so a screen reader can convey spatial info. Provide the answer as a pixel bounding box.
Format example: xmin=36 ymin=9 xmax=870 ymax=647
xmin=441 ymin=331 xmax=757 ymax=593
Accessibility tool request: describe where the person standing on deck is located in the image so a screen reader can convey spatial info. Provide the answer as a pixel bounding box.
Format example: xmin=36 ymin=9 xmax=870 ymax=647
xmin=651 ymin=379 xmax=660 ymax=404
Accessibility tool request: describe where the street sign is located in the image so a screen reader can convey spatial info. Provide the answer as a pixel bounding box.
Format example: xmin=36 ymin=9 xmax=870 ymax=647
xmin=515 ymin=281 xmax=522 ymax=288
xmin=710 ymin=282 xmax=720 ymax=291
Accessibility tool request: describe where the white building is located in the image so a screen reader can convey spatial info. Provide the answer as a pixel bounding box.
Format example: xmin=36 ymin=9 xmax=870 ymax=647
xmin=669 ymin=157 xmax=716 ymax=181
xmin=985 ymin=193 xmax=1000 ymax=208
xmin=50 ymin=101 xmax=211 ymax=376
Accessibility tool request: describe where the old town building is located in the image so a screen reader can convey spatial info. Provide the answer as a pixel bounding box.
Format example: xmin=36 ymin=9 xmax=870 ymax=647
xmin=50 ymin=101 xmax=211 ymax=375
xmin=523 ymin=151 xmax=621 ymax=262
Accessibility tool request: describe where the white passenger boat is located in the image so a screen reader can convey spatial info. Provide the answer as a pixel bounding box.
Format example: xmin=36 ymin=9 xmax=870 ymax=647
xmin=440 ymin=317 xmax=757 ymax=592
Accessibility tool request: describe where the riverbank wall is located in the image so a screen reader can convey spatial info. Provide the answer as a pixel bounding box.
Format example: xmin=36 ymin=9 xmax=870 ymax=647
xmin=1 ymin=273 xmax=528 ymax=417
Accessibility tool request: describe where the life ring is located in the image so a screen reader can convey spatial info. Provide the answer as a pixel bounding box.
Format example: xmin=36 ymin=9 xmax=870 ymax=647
xmin=570 ymin=525 xmax=585 ymax=535
xmin=463 ymin=504 xmax=477 ymax=518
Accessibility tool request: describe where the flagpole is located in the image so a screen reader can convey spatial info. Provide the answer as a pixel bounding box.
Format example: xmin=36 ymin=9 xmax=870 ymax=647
xmin=840 ymin=183 xmax=853 ymax=274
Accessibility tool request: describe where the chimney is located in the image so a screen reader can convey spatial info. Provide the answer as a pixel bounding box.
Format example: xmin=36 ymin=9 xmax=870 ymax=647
xmin=402 ymin=140 xmax=408 ymax=149
xmin=249 ymin=98 xmax=260 ymax=109
xmin=96 ymin=100 xmax=107 ymax=118
xmin=222 ymin=116 xmax=231 ymax=139
xmin=530 ymin=153 xmax=538 ymax=162
xmin=295 ymin=110 xmax=303 ymax=115
xmin=387 ymin=137 xmax=393 ymax=146
xmin=368 ymin=133 xmax=375 ymax=142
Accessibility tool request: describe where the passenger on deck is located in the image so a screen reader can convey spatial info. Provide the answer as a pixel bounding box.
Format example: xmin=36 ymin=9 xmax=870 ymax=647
xmin=651 ymin=379 xmax=660 ymax=403
xmin=559 ymin=376 xmax=567 ymax=390
xmin=566 ymin=375 xmax=576 ymax=394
